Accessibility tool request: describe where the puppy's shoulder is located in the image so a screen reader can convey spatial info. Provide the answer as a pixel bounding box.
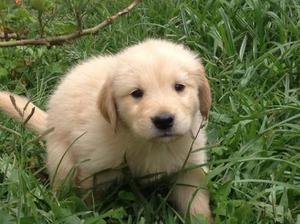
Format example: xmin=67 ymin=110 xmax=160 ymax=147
xmin=47 ymin=55 xmax=116 ymax=121
xmin=50 ymin=55 xmax=114 ymax=97
xmin=63 ymin=55 xmax=115 ymax=86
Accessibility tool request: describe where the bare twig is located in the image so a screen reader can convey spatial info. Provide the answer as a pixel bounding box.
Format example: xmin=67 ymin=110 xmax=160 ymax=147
xmin=0 ymin=0 xmax=141 ymax=47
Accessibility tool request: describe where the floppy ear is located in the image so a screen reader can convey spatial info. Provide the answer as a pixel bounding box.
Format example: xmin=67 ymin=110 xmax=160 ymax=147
xmin=97 ymin=78 xmax=118 ymax=131
xmin=198 ymin=69 xmax=212 ymax=120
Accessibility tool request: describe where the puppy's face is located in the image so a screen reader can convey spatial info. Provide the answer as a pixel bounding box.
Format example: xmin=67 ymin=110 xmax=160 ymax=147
xmin=99 ymin=40 xmax=211 ymax=141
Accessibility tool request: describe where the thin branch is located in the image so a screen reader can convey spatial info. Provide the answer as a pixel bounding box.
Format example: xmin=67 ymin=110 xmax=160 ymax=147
xmin=0 ymin=0 xmax=141 ymax=48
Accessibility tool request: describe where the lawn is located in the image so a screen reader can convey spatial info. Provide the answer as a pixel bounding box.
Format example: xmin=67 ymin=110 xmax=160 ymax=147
xmin=0 ymin=0 xmax=299 ymax=223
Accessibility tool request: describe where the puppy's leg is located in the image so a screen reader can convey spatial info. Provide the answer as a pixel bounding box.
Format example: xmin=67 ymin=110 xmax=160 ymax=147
xmin=76 ymin=168 xmax=122 ymax=204
xmin=170 ymin=167 xmax=213 ymax=223
xmin=47 ymin=143 xmax=76 ymax=191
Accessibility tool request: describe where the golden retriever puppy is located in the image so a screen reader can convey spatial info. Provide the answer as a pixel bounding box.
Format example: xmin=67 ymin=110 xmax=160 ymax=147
xmin=0 ymin=39 xmax=212 ymax=222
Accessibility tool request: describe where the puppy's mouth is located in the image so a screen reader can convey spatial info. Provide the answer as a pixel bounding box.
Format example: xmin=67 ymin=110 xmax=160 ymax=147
xmin=159 ymin=132 xmax=175 ymax=137
xmin=152 ymin=131 xmax=182 ymax=142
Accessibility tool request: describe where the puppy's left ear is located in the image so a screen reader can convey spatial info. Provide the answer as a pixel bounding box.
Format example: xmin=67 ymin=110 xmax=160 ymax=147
xmin=198 ymin=67 xmax=211 ymax=120
xmin=97 ymin=78 xmax=118 ymax=131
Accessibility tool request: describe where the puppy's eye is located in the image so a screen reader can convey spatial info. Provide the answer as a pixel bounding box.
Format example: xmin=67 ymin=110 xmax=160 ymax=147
xmin=174 ymin=83 xmax=185 ymax=92
xmin=130 ymin=89 xmax=144 ymax=98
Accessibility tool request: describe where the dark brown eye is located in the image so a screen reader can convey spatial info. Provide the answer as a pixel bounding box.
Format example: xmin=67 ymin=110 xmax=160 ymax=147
xmin=174 ymin=83 xmax=185 ymax=92
xmin=131 ymin=89 xmax=144 ymax=98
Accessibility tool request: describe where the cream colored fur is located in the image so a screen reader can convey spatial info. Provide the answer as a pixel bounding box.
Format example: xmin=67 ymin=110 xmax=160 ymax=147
xmin=0 ymin=39 xmax=213 ymax=222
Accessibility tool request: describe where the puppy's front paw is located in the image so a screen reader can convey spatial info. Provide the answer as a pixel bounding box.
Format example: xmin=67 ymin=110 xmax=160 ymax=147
xmin=189 ymin=194 xmax=213 ymax=224
xmin=172 ymin=189 xmax=213 ymax=223
xmin=170 ymin=168 xmax=213 ymax=223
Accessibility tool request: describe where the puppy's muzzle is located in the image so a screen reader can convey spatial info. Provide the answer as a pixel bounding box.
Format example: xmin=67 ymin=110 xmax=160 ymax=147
xmin=151 ymin=113 xmax=175 ymax=130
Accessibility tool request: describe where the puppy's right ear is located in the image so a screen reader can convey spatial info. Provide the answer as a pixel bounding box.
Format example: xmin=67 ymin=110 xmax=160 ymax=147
xmin=97 ymin=78 xmax=118 ymax=131
xmin=197 ymin=64 xmax=212 ymax=121
xmin=198 ymin=73 xmax=211 ymax=121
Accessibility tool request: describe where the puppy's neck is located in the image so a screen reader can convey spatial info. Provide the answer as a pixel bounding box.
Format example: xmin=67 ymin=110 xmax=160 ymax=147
xmin=119 ymin=130 xmax=194 ymax=179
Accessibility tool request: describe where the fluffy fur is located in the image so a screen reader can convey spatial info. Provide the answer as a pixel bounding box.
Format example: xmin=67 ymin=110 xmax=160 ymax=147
xmin=0 ymin=39 xmax=212 ymax=222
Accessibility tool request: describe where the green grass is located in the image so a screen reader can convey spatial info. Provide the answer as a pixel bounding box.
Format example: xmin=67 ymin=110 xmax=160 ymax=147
xmin=0 ymin=0 xmax=300 ymax=223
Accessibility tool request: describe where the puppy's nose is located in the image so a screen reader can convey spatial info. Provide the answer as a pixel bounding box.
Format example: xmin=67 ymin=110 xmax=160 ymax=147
xmin=152 ymin=113 xmax=175 ymax=130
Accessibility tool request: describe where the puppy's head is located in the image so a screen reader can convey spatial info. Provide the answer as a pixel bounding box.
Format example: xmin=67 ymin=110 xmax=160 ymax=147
xmin=98 ymin=39 xmax=211 ymax=141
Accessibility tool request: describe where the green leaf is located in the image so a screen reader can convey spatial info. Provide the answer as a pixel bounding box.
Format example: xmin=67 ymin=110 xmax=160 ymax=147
xmin=210 ymin=111 xmax=232 ymax=124
xmin=216 ymin=181 xmax=232 ymax=201
xmin=118 ymin=190 xmax=136 ymax=201
xmin=0 ymin=0 xmax=11 ymax=10
xmin=20 ymin=217 xmax=35 ymax=224
xmin=30 ymin=0 xmax=46 ymax=11
xmin=0 ymin=67 xmax=8 ymax=79
xmin=234 ymin=202 xmax=253 ymax=224
xmin=100 ymin=208 xmax=127 ymax=220
xmin=84 ymin=217 xmax=106 ymax=224
xmin=51 ymin=21 xmax=77 ymax=35
xmin=240 ymin=65 xmax=256 ymax=87
xmin=30 ymin=0 xmax=52 ymax=12
xmin=0 ymin=211 xmax=14 ymax=224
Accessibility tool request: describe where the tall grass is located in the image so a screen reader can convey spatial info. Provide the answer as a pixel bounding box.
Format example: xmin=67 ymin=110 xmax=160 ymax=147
xmin=0 ymin=0 xmax=299 ymax=223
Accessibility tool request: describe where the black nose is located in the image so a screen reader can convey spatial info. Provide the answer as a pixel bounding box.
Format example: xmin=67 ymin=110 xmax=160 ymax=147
xmin=151 ymin=113 xmax=175 ymax=130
